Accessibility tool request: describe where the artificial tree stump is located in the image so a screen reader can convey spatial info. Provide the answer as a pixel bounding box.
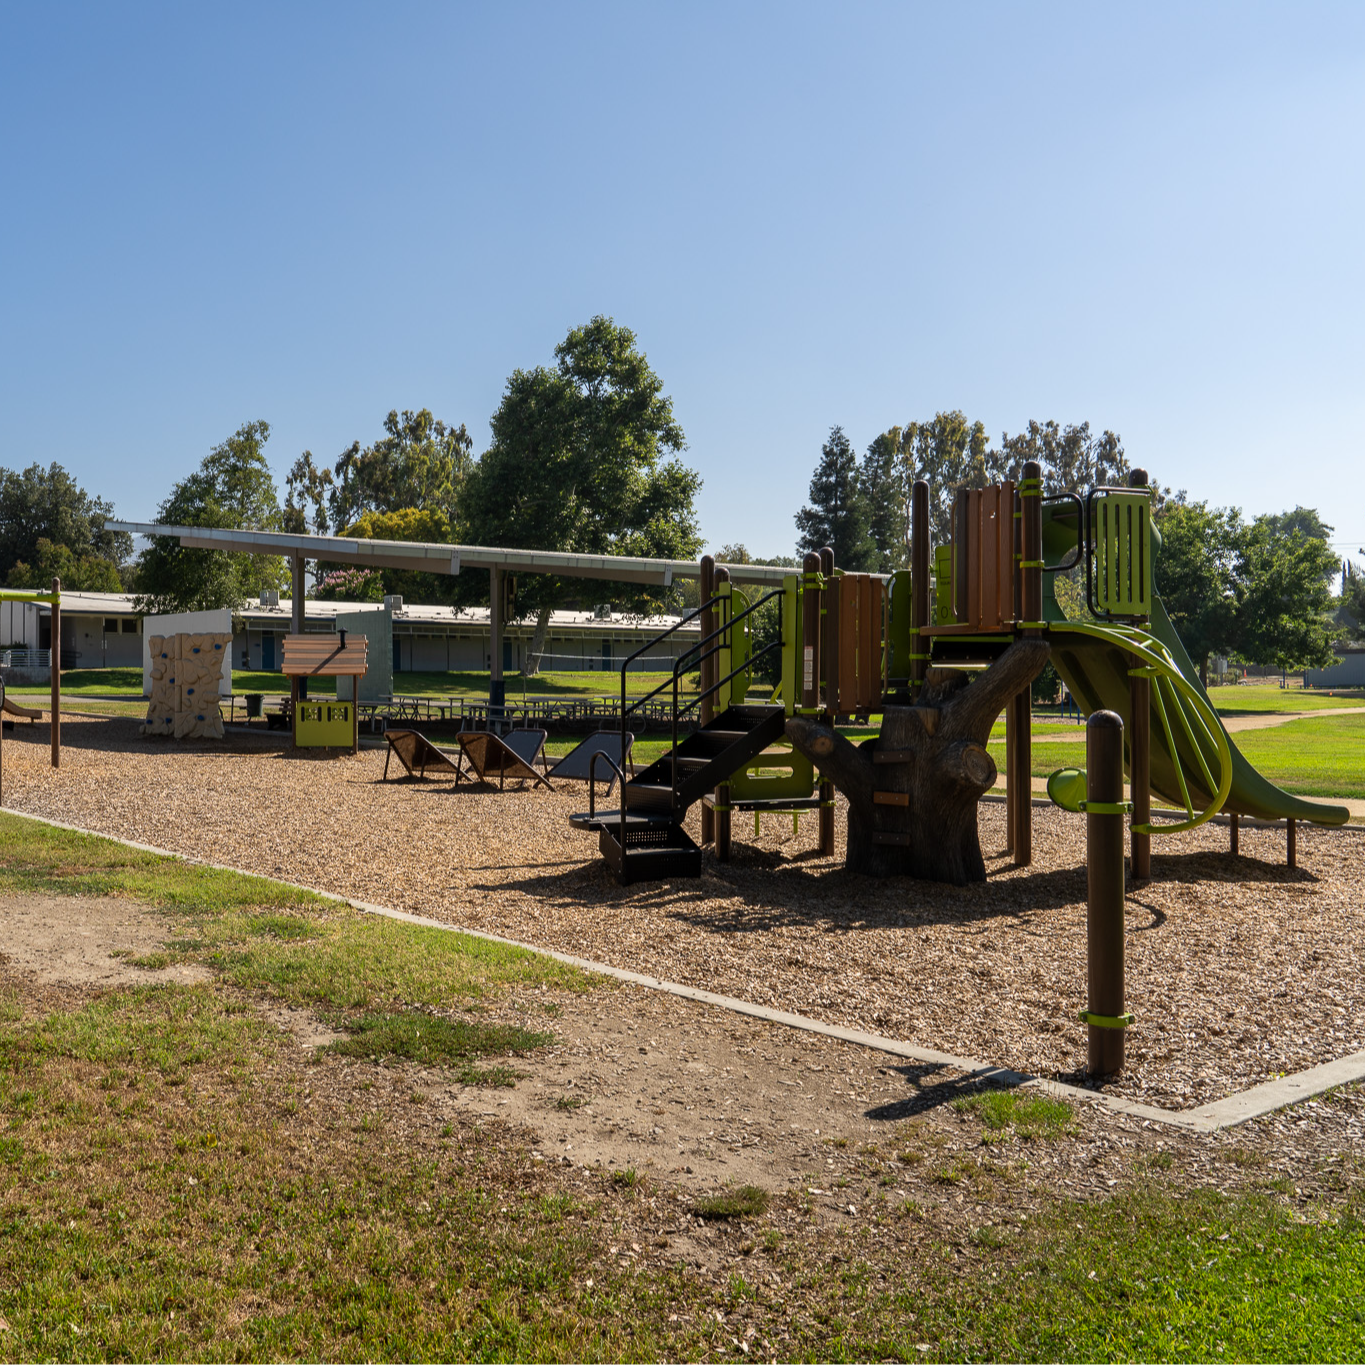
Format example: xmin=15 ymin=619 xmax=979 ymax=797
xmin=786 ymin=638 xmax=1050 ymax=885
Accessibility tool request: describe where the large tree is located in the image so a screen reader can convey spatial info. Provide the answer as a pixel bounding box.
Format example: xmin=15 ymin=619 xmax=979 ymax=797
xmin=134 ymin=421 xmax=287 ymax=614
xmin=1154 ymin=498 xmax=1243 ymax=685
xmin=996 ymin=419 xmax=1131 ymax=496
xmin=859 ymin=431 xmax=909 ymax=573
xmin=7 ymin=539 xmax=122 ymax=593
xmin=329 ymin=409 xmax=473 ymax=533
xmin=1234 ymin=515 xmax=1340 ymax=671
xmin=462 ymin=316 xmax=704 ymax=672
xmin=892 ymin=412 xmax=996 ymax=546
xmin=0 ymin=462 xmax=130 ymax=584
xmin=795 ymin=426 xmax=875 ymax=571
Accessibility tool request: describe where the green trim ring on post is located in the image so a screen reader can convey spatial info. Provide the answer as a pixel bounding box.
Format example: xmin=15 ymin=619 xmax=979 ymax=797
xmin=1049 ymin=620 xmax=1234 ymax=835
xmin=1079 ymin=1010 xmax=1135 ymax=1029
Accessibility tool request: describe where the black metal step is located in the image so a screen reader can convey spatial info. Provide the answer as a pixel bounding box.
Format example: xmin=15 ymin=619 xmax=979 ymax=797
xmin=597 ymin=821 xmax=700 ymax=885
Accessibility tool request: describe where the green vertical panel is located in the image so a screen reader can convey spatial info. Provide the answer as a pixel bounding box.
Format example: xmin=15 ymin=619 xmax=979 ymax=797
xmin=781 ymin=575 xmax=798 ymax=717
xmin=730 ymin=587 xmax=751 ymax=704
xmin=716 ymin=581 xmax=732 ymax=711
xmin=1094 ymin=493 xmax=1153 ymax=616
xmin=888 ymin=569 xmax=912 ymax=679
xmin=933 ymin=545 xmax=955 ymax=624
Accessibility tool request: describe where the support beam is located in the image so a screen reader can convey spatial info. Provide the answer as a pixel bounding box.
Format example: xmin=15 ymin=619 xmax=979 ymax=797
xmin=291 ymin=555 xmax=306 ymax=712
xmin=50 ymin=577 xmax=60 ymax=769
xmin=489 ymin=565 xmax=505 ymax=716
xmin=699 ymin=555 xmax=715 ymax=847
xmin=818 ymin=546 xmax=836 ymax=856
xmin=910 ymin=480 xmax=929 ymax=697
xmin=714 ymin=565 xmax=731 ymax=861
xmin=1127 ymin=469 xmax=1152 ymax=881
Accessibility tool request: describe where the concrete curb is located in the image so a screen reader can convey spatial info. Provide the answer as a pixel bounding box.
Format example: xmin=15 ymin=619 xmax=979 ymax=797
xmin=5 ymin=806 xmax=1364 ymax=1133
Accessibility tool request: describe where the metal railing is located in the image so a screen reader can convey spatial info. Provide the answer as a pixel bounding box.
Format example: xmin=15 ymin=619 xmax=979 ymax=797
xmin=617 ymin=587 xmax=785 ymax=815
xmin=0 ymin=648 xmax=52 ymax=668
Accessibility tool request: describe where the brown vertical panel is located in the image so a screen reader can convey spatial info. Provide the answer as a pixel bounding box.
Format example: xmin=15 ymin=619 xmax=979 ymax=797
xmin=954 ymin=490 xmax=971 ymax=624
xmin=980 ymin=485 xmax=999 ymax=629
xmin=801 ymin=552 xmax=821 ymax=713
xmin=999 ymin=479 xmax=1016 ymax=626
xmin=1022 ymin=463 xmax=1043 ymax=626
xmin=838 ymin=574 xmax=858 ymax=715
xmin=857 ymin=573 xmax=875 ymax=711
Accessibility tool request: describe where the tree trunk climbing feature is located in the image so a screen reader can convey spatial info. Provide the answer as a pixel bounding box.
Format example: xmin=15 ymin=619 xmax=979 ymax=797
xmin=785 ymin=638 xmax=1050 ymax=884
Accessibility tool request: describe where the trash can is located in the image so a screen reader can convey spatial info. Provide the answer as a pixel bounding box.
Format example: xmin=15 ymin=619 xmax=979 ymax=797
xmin=245 ymin=693 xmax=263 ymax=720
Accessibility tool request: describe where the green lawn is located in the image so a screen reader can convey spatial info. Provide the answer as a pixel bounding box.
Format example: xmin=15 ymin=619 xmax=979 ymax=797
xmin=0 ymin=813 xmax=1362 ymax=1360
xmin=990 ymin=711 xmax=1365 ymax=801
xmin=1206 ymin=683 xmax=1365 ymax=716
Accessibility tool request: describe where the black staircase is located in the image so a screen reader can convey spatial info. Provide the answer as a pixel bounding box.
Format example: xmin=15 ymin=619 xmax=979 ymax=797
xmin=568 ymin=586 xmax=785 ymax=885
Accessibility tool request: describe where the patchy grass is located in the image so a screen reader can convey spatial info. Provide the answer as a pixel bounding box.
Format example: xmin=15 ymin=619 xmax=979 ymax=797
xmin=952 ymin=1086 xmax=1078 ymax=1140
xmin=324 ymin=1012 xmax=552 ymax=1085
xmin=693 ymin=1185 xmax=771 ymax=1220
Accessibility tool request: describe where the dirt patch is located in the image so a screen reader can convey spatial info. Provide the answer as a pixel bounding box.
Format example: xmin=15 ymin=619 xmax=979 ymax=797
xmin=5 ymin=715 xmax=1365 ymax=1111
xmin=0 ymin=892 xmax=211 ymax=989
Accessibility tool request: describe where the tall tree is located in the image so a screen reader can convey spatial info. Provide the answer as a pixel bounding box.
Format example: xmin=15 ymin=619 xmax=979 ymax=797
xmin=859 ymin=431 xmax=909 ymax=572
xmin=996 ymin=419 xmax=1131 ymax=496
xmin=1153 ymin=497 xmax=1243 ymax=685
xmin=795 ymin=426 xmax=875 ymax=571
xmin=892 ymin=412 xmax=996 ymax=546
xmin=283 ymin=451 xmax=335 ymax=535
xmin=329 ymin=409 xmax=472 ymax=532
xmin=334 ymin=507 xmax=454 ymax=604
xmin=134 ymin=421 xmax=287 ymax=614
xmin=462 ymin=316 xmax=703 ymax=672
xmin=6 ymin=539 xmax=122 ymax=593
xmin=1234 ymin=515 xmax=1340 ymax=670
xmin=0 ymin=462 xmax=130 ymax=582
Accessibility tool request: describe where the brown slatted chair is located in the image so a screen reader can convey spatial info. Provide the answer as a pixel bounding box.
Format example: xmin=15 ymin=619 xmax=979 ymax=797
xmin=382 ymin=729 xmax=461 ymax=782
xmin=455 ymin=728 xmax=552 ymax=791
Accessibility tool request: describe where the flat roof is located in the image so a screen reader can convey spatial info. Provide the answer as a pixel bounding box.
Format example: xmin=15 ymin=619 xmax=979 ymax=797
xmin=105 ymin=521 xmax=796 ymax=587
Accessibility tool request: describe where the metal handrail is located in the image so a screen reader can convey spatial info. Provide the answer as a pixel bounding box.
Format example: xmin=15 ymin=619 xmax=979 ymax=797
xmin=587 ymin=750 xmax=629 ymax=860
xmin=618 ymin=585 xmax=786 ymax=816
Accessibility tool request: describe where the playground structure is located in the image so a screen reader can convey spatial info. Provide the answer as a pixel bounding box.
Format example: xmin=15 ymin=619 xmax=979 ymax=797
xmin=282 ymin=632 xmax=368 ymax=753
xmin=569 ymin=463 xmax=1349 ymax=885
xmin=141 ymin=632 xmax=233 ymax=739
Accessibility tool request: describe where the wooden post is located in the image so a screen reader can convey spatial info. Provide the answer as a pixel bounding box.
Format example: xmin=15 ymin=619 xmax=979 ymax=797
xmin=818 ymin=546 xmax=836 ymax=856
xmin=1287 ymin=817 xmax=1297 ymax=868
xmin=699 ymin=555 xmax=715 ymax=846
xmin=352 ymin=674 xmax=360 ymax=755
xmin=910 ymin=479 xmax=929 ymax=697
xmin=714 ymin=566 xmax=731 ymax=861
xmin=50 ymin=576 xmax=61 ymax=768
xmin=1086 ymin=710 xmax=1127 ymax=1077
xmin=1229 ymin=811 xmax=1239 ymax=855
xmin=489 ymin=565 xmax=505 ymax=718
xmin=1009 ymin=688 xmax=1032 ymax=864
xmin=1127 ymin=469 xmax=1152 ymax=881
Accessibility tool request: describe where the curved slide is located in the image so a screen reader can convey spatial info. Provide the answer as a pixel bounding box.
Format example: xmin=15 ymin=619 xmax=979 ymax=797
xmin=1038 ymin=510 xmax=1349 ymax=828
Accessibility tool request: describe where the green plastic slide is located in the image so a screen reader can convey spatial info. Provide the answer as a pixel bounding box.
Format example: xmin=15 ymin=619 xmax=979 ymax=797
xmin=1039 ymin=507 xmax=1349 ymax=829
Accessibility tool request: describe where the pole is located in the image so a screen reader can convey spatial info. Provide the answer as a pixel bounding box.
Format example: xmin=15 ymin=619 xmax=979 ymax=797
xmin=699 ymin=555 xmax=715 ymax=846
xmin=1127 ymin=468 xmax=1151 ymax=880
xmin=818 ymin=546 xmax=836 ymax=856
xmin=714 ymin=566 xmax=731 ymax=862
xmin=489 ymin=565 xmax=505 ymax=720
xmin=50 ymin=576 xmax=61 ymax=768
xmin=1013 ymin=460 xmax=1043 ymax=866
xmin=1229 ymin=810 xmax=1239 ymax=855
xmin=910 ymin=479 xmax=929 ymax=698
xmin=1085 ymin=709 xmax=1128 ymax=1076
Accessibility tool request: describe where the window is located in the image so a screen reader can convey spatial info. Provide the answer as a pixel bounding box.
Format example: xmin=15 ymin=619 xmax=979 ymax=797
xmin=121 ymin=619 xmax=139 ymax=633
xmin=103 ymin=618 xmax=118 ymax=633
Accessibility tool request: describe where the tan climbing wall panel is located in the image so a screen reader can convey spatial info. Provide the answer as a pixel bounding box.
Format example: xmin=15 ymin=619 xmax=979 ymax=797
xmin=141 ymin=633 xmax=232 ymax=740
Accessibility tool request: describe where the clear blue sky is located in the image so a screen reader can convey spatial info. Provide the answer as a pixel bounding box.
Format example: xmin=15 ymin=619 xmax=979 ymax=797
xmin=2 ymin=2 xmax=1362 ymax=562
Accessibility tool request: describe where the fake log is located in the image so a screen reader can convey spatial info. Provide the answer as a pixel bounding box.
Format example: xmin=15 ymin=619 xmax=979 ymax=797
xmin=785 ymin=638 xmax=1050 ymax=885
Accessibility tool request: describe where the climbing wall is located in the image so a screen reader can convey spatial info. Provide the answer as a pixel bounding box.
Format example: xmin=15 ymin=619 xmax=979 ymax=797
xmin=141 ymin=633 xmax=232 ymax=739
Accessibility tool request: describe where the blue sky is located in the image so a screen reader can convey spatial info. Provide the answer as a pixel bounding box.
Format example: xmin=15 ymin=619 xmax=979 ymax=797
xmin=2 ymin=2 xmax=1362 ymax=563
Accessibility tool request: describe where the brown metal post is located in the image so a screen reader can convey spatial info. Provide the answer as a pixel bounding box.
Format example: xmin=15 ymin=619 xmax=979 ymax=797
xmin=699 ymin=555 xmax=715 ymax=846
xmin=1229 ymin=811 xmax=1239 ymax=855
xmin=818 ymin=546 xmax=836 ymax=856
xmin=1287 ymin=818 xmax=1296 ymax=868
xmin=50 ymin=577 xmax=61 ymax=768
xmin=1009 ymin=688 xmax=1032 ymax=864
xmin=1127 ymin=469 xmax=1152 ymax=881
xmin=714 ymin=565 xmax=731 ymax=862
xmin=1086 ymin=709 xmax=1127 ymax=1077
xmin=910 ymin=479 xmax=929 ymax=696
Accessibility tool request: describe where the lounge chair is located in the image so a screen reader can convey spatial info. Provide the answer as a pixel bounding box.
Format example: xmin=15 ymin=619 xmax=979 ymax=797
xmin=456 ymin=728 xmax=552 ymax=790
xmin=546 ymin=731 xmax=636 ymax=796
xmin=382 ymin=729 xmax=461 ymax=782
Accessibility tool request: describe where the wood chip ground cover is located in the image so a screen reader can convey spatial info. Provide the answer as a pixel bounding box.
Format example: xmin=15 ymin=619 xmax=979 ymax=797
xmin=5 ymin=717 xmax=1364 ymax=1111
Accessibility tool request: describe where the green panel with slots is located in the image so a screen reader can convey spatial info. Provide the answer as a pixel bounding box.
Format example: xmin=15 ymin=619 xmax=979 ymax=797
xmin=295 ymin=701 xmax=354 ymax=747
xmin=887 ymin=569 xmax=912 ymax=678
xmin=727 ymin=745 xmax=815 ymax=802
xmin=1093 ymin=492 xmax=1152 ymax=617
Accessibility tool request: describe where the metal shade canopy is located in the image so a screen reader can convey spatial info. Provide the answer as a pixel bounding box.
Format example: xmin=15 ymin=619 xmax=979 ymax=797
xmin=104 ymin=522 xmax=794 ymax=587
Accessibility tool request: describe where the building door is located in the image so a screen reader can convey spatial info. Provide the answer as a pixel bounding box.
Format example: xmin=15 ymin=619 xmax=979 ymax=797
xmin=601 ymin=639 xmax=611 ymax=671
xmin=392 ymin=637 xmax=402 ymax=673
xmin=503 ymin=639 xmax=512 ymax=674
xmin=262 ymin=633 xmax=275 ymax=671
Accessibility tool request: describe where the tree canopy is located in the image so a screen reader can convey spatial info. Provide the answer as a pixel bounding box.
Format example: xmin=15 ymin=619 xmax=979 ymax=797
xmin=794 ymin=426 xmax=876 ymax=571
xmin=6 ymin=538 xmax=123 ymax=593
xmin=462 ymin=316 xmax=703 ymax=620
xmin=329 ymin=409 xmax=472 ymax=533
xmin=0 ymin=462 xmax=129 ymax=585
xmin=134 ymin=421 xmax=287 ymax=614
